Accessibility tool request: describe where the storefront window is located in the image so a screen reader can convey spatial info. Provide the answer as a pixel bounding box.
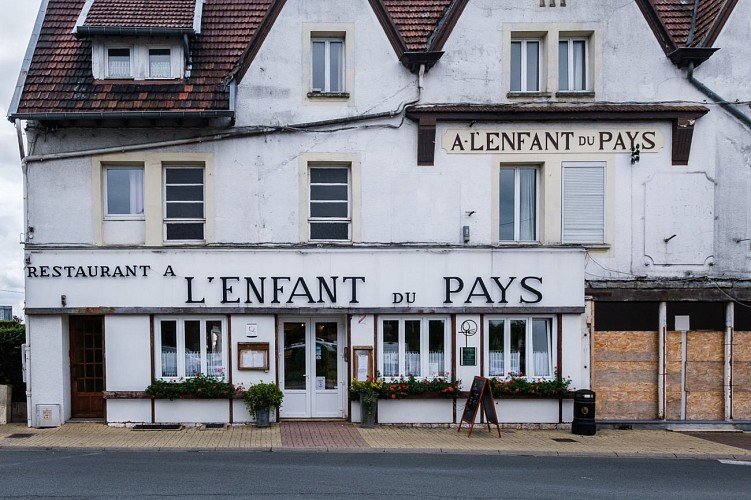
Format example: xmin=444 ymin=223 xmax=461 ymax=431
xmin=379 ymin=317 xmax=449 ymax=379
xmin=486 ymin=317 xmax=553 ymax=378
xmin=157 ymin=317 xmax=226 ymax=379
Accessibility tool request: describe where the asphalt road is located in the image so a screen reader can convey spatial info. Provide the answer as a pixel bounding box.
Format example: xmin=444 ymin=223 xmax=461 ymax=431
xmin=1 ymin=450 xmax=750 ymax=499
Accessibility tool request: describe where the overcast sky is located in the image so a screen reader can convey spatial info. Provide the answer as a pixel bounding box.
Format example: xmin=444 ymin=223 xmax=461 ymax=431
xmin=0 ymin=0 xmax=42 ymax=318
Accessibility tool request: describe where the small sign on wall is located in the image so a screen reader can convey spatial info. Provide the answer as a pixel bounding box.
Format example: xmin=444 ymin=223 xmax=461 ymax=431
xmin=460 ymin=347 xmax=476 ymax=366
xmin=237 ymin=342 xmax=269 ymax=371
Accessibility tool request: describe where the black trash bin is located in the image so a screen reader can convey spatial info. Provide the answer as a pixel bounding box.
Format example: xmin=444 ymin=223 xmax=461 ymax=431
xmin=572 ymin=389 xmax=596 ymax=436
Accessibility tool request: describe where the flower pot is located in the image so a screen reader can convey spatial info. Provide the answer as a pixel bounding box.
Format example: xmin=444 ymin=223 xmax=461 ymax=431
xmin=359 ymin=392 xmax=377 ymax=428
xmin=255 ymin=408 xmax=270 ymax=428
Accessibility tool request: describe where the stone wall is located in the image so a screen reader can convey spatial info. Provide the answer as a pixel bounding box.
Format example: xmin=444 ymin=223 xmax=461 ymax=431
xmin=733 ymin=331 xmax=751 ymax=420
xmin=592 ymin=331 xmax=658 ymax=420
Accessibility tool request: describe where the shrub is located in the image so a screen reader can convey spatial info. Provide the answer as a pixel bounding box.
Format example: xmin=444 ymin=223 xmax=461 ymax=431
xmin=145 ymin=373 xmax=240 ymax=400
xmin=0 ymin=320 xmax=26 ymax=401
xmin=243 ymin=382 xmax=284 ymax=414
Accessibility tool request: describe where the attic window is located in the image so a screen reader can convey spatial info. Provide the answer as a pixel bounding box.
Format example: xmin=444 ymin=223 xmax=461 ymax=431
xmin=149 ymin=48 xmax=172 ymax=78
xmin=107 ymin=48 xmax=131 ymax=78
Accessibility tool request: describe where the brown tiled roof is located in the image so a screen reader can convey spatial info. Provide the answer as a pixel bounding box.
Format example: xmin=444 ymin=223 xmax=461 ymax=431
xmin=12 ymin=0 xmax=273 ymax=118
xmin=381 ymin=0 xmax=454 ymax=51
xmin=81 ymin=0 xmax=197 ymax=30
xmin=643 ymin=0 xmax=737 ymax=50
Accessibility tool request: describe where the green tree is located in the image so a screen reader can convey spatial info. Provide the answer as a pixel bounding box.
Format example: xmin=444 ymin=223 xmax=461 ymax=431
xmin=0 ymin=319 xmax=26 ymax=402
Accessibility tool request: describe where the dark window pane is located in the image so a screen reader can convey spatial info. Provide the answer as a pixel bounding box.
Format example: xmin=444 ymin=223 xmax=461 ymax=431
xmin=312 ymin=41 xmax=325 ymax=90
xmin=284 ymin=322 xmax=307 ymax=390
xmin=166 ymin=168 xmax=203 ymax=184
xmin=499 ymin=169 xmax=515 ymax=241
xmin=559 ymin=41 xmax=569 ymax=90
xmin=166 ymin=222 xmax=204 ymax=240
xmin=666 ymin=302 xmax=725 ymax=331
xmin=595 ymin=302 xmax=660 ymax=331
xmin=329 ymin=41 xmax=343 ymax=92
xmin=311 ymin=185 xmax=348 ymax=201
xmin=166 ymin=185 xmax=203 ymax=202
xmin=311 ymin=168 xmax=348 ymax=183
xmin=510 ymin=42 xmax=521 ymax=91
xmin=166 ymin=202 xmax=204 ymax=218
xmin=310 ymin=222 xmax=349 ymax=240
xmin=310 ymin=201 xmax=348 ymax=218
xmin=526 ymin=41 xmax=539 ymax=91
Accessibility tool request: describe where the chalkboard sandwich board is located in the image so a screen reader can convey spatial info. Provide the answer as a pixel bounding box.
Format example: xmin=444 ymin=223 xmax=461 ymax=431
xmin=457 ymin=376 xmax=501 ymax=437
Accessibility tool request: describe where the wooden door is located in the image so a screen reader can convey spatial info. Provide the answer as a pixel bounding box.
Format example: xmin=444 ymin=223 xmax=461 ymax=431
xmin=70 ymin=316 xmax=105 ymax=418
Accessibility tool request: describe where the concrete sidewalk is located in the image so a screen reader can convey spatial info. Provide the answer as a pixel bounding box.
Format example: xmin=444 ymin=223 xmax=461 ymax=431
xmin=1 ymin=421 xmax=751 ymax=460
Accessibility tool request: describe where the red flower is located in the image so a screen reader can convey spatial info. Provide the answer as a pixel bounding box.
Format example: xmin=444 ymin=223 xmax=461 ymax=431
xmin=391 ymin=394 xmax=396 ymax=399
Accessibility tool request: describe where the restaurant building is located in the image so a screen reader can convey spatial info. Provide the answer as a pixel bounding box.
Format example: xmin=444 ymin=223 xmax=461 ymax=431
xmin=8 ymin=0 xmax=751 ymax=427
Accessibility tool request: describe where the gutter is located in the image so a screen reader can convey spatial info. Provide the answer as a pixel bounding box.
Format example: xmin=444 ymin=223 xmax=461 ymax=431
xmin=682 ymin=0 xmax=751 ymax=131
xmin=12 ymin=110 xmax=234 ymax=122
xmin=74 ymin=27 xmax=196 ymax=37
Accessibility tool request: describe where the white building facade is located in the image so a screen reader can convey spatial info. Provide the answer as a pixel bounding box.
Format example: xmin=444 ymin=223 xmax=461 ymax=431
xmin=9 ymin=0 xmax=751 ymax=427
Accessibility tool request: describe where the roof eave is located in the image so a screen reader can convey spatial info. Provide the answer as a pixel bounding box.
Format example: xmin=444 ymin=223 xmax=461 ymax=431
xmin=8 ymin=110 xmax=234 ymax=122
xmin=74 ymin=26 xmax=196 ymax=38
xmin=400 ymin=52 xmax=444 ymax=73
xmin=668 ymin=47 xmax=720 ymax=68
xmin=7 ymin=0 xmax=49 ymax=122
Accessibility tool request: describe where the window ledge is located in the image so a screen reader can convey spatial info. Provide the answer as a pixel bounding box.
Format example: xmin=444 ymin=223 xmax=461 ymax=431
xmin=506 ymin=91 xmax=552 ymax=98
xmin=562 ymin=243 xmax=610 ymax=250
xmin=555 ymin=91 xmax=595 ymax=98
xmin=307 ymin=91 xmax=350 ymax=99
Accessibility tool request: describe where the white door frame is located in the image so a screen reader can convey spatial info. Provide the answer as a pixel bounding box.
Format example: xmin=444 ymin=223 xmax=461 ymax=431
xmin=278 ymin=316 xmax=346 ymax=418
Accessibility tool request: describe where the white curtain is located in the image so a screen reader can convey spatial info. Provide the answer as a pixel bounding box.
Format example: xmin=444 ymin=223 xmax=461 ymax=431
xmin=519 ymin=168 xmax=536 ymax=240
xmin=130 ymin=169 xmax=144 ymax=215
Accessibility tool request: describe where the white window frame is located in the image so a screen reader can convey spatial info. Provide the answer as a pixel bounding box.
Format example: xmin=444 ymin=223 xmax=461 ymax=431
xmin=106 ymin=46 xmax=132 ymax=78
xmin=561 ymin=161 xmax=606 ymax=244
xmin=310 ymin=37 xmax=345 ymax=93
xmin=378 ymin=316 xmax=450 ymax=380
xmin=308 ymin=164 xmax=351 ymax=242
xmin=510 ymin=38 xmax=542 ymax=92
xmin=484 ymin=316 xmax=555 ymax=379
xmin=558 ymin=37 xmax=589 ymax=91
xmin=155 ymin=316 xmax=227 ymax=380
xmin=148 ymin=47 xmax=172 ymax=79
xmin=163 ymin=164 xmax=205 ymax=242
xmin=103 ymin=165 xmax=144 ymax=219
xmin=499 ymin=166 xmax=539 ymax=242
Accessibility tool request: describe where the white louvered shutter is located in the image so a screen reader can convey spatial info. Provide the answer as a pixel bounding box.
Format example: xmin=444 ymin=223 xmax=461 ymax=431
xmin=562 ymin=163 xmax=605 ymax=244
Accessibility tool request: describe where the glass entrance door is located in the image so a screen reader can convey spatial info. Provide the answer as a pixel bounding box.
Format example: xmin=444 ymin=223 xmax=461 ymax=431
xmin=279 ymin=318 xmax=345 ymax=418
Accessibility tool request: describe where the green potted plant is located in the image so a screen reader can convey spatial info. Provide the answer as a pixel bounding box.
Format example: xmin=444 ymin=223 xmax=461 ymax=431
xmin=243 ymin=382 xmax=284 ymax=428
xmin=350 ymin=376 xmax=382 ymax=428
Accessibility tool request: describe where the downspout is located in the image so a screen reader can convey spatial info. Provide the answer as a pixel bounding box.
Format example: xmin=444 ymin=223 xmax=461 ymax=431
xmin=658 ymin=302 xmax=666 ymax=420
xmin=687 ymin=63 xmax=751 ymax=131
xmin=725 ymin=302 xmax=733 ymax=421
xmin=15 ymin=121 xmax=32 ymax=427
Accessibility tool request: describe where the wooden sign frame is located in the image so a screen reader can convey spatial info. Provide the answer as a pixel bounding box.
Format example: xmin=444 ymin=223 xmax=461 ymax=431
xmin=352 ymin=346 xmax=373 ymax=382
xmin=237 ymin=342 xmax=270 ymax=371
xmin=458 ymin=376 xmax=501 ymax=437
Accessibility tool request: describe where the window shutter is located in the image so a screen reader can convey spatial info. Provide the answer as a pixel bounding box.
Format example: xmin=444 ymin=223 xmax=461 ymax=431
xmin=562 ymin=163 xmax=605 ymax=244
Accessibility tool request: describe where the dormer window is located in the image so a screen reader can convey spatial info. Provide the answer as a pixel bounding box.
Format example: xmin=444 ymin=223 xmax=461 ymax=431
xmin=74 ymin=0 xmax=201 ymax=82
xmin=93 ymin=40 xmax=183 ymax=80
xmin=149 ymin=48 xmax=172 ymax=78
xmin=107 ymin=48 xmax=131 ymax=78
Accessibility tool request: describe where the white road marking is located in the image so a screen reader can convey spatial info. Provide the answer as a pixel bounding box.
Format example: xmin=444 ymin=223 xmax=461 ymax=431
xmin=718 ymin=460 xmax=751 ymax=466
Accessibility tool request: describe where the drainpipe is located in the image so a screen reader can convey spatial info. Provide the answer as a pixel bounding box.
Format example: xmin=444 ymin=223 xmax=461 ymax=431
xmin=658 ymin=302 xmax=666 ymax=419
xmin=687 ymin=63 xmax=751 ymax=131
xmin=725 ymin=302 xmax=733 ymax=421
xmin=15 ymin=119 xmax=32 ymax=427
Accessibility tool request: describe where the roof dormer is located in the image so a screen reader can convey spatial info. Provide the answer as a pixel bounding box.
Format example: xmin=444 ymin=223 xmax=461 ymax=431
xmin=73 ymin=0 xmax=203 ymax=81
